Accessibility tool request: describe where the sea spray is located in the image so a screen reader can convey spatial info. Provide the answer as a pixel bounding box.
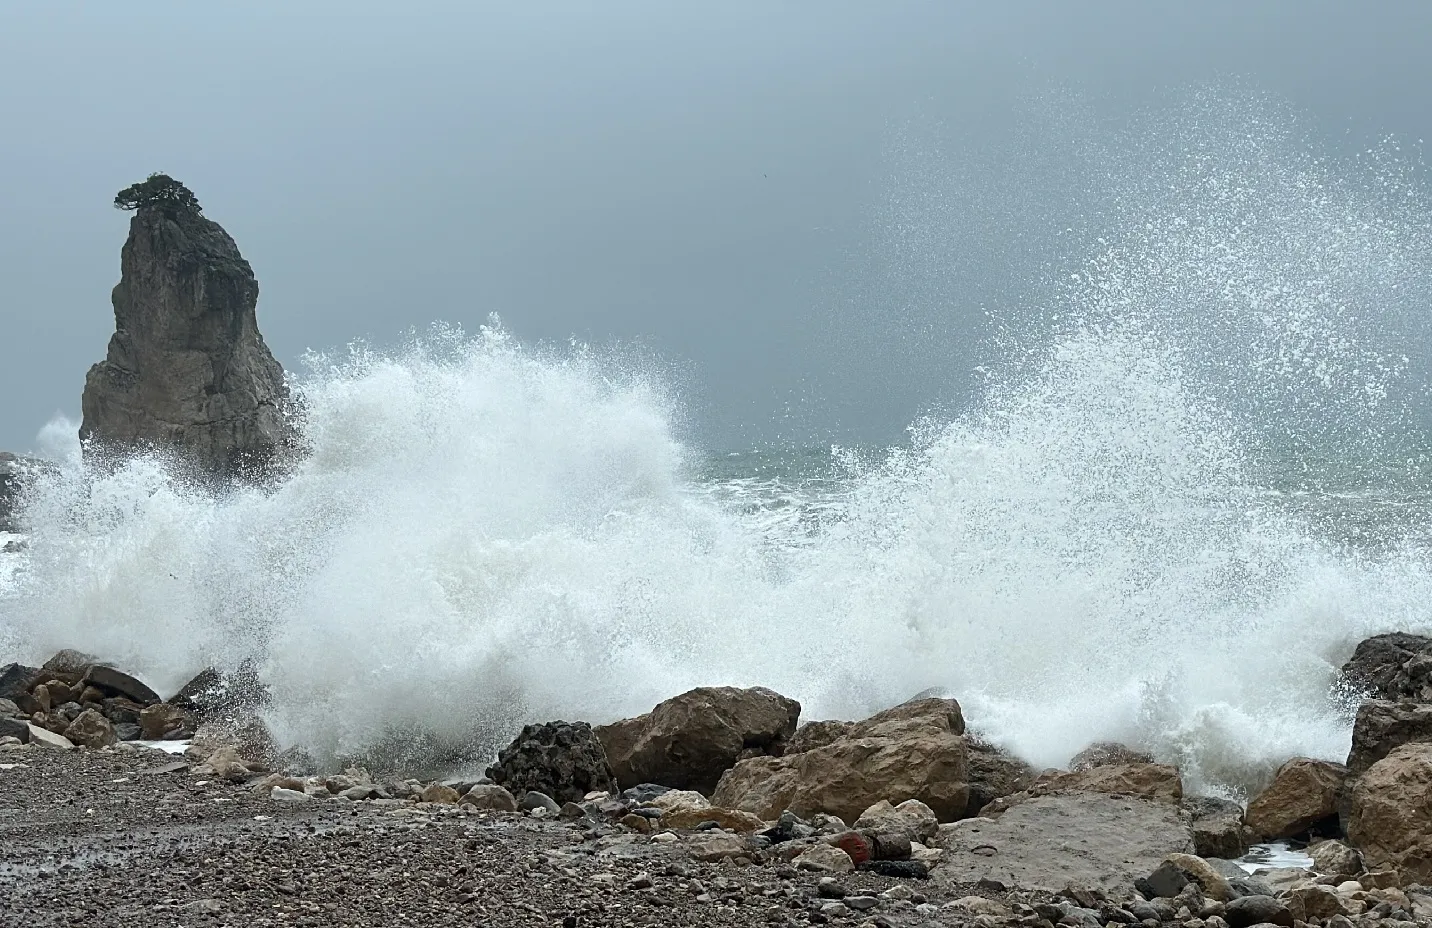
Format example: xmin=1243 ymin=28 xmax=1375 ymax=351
xmin=2 ymin=92 xmax=1431 ymax=793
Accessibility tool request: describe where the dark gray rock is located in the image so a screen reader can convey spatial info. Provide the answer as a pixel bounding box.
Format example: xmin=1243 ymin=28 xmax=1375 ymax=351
xmin=1137 ymin=860 xmax=1189 ymax=899
xmin=486 ymin=721 xmax=618 ymax=804
xmin=1340 ymin=633 xmax=1432 ymax=703
xmin=81 ymin=187 xmax=292 ymax=479
xmin=0 ymin=663 xmax=39 ymax=702
xmin=114 ymin=722 xmax=142 ymax=741
xmin=1224 ymin=895 xmax=1293 ymax=928
xmin=41 ymin=650 xmax=97 ymax=675
xmin=83 ymin=665 xmax=160 ymax=705
xmin=858 ymin=860 xmax=930 ymax=879
xmin=1346 ymin=698 xmax=1432 ymax=775
xmin=519 ymin=791 xmax=561 ymax=815
xmin=0 ymin=453 xmax=48 ymax=533
xmin=1068 ymin=741 xmax=1155 ymax=771
xmin=0 ymin=717 xmax=30 ymax=742
xmin=620 ymin=783 xmax=671 ymax=805
xmin=169 ymin=662 xmax=269 ymax=720
xmin=965 ymin=735 xmax=1036 ymax=816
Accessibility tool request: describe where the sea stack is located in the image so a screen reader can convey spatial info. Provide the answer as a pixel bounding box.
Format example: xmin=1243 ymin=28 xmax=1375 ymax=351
xmin=80 ymin=174 xmax=292 ymax=479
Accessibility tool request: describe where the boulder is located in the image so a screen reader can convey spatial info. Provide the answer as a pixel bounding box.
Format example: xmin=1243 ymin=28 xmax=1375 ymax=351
xmin=0 ymin=663 xmax=39 ymax=702
xmin=139 ymin=703 xmax=195 ymax=740
xmin=0 ymin=452 xmax=35 ymax=532
xmin=82 ymin=665 xmax=160 ymax=705
xmin=594 ymin=686 xmax=800 ymax=794
xmin=0 ymin=717 xmax=29 ymax=742
xmin=932 ymin=792 xmax=1194 ymax=894
xmin=1243 ymin=758 xmax=1346 ymax=839
xmin=26 ymin=724 xmax=76 ymax=750
xmin=1283 ymin=884 xmax=1353 ymax=921
xmin=1339 ymin=633 xmax=1432 ymax=703
xmin=1014 ymin=762 xmax=1183 ymax=805
xmin=169 ymin=663 xmax=269 ymax=720
xmin=1307 ymin=839 xmax=1362 ymax=877
xmin=1162 ymin=853 xmax=1234 ymax=901
xmin=1183 ymin=797 xmax=1251 ymax=859
xmin=418 ymin=783 xmax=460 ymax=804
xmin=81 ymin=177 xmax=292 ymax=478
xmin=459 ymin=784 xmax=518 ymax=813
xmin=661 ymin=806 xmax=766 ymax=833
xmin=712 ymin=697 xmax=968 ymax=823
xmin=486 ymin=721 xmax=617 ymax=804
xmin=794 ymin=844 xmax=855 ymax=874
xmin=1346 ymin=699 xmax=1432 ymax=775
xmin=683 ymin=832 xmax=752 ymax=863
xmin=186 ymin=717 xmax=278 ymax=769
xmin=964 ymin=736 xmax=1037 ymax=816
xmin=1068 ymin=741 xmax=1155 ymax=771
xmin=63 ymin=709 xmax=118 ymax=748
xmin=1224 ymin=895 xmax=1293 ymax=928
xmin=1346 ymin=741 xmax=1432 ymax=883
xmin=852 ymin=799 xmax=939 ymax=843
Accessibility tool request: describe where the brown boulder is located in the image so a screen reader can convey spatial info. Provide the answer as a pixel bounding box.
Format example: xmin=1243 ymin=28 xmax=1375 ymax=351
xmin=1243 ymin=758 xmax=1346 ymax=839
xmin=595 ymin=686 xmax=800 ymax=794
xmin=1347 ymin=699 xmax=1432 ymax=775
xmin=1183 ymin=796 xmax=1251 ymax=859
xmin=139 ymin=703 xmax=196 ymax=740
xmin=1068 ymin=741 xmax=1155 ymax=771
xmin=64 ymin=709 xmax=118 ymax=748
xmin=711 ymin=697 xmax=968 ymax=823
xmin=1346 ymin=742 xmax=1432 ymax=884
xmin=1029 ymin=762 xmax=1183 ymax=804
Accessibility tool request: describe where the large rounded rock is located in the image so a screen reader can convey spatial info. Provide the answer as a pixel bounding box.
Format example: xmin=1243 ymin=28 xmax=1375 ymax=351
xmin=1243 ymin=758 xmax=1346 ymax=839
xmin=712 ymin=697 xmax=968 ymax=823
xmin=1340 ymin=633 xmax=1432 ymax=703
xmin=853 ymin=799 xmax=939 ymax=843
xmin=1346 ymin=699 xmax=1432 ymax=775
xmin=594 ymin=686 xmax=800 ymax=794
xmin=1224 ymin=895 xmax=1293 ymax=928
xmin=486 ymin=721 xmax=617 ymax=805
xmin=1346 ymin=741 xmax=1432 ymax=883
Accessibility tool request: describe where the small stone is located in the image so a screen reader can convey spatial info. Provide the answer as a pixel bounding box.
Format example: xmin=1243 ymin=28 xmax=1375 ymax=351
xmin=625 ymin=873 xmax=654 ymax=891
xmin=684 ymin=831 xmax=750 ymax=863
xmin=340 ymin=785 xmax=380 ymax=801
xmin=270 ymin=787 xmax=311 ymax=802
xmin=858 ymin=860 xmax=930 ymax=879
xmin=846 ymin=895 xmax=879 ymax=911
xmin=560 ymin=801 xmax=586 ymax=819
xmin=817 ymin=877 xmax=847 ymax=899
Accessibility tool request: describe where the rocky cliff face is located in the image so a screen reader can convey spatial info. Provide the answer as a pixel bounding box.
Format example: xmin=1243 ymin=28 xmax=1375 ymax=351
xmin=80 ymin=200 xmax=291 ymax=478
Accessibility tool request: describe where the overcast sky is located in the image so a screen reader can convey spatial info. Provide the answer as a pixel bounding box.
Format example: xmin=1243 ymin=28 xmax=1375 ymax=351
xmin=2 ymin=1 xmax=1431 ymax=453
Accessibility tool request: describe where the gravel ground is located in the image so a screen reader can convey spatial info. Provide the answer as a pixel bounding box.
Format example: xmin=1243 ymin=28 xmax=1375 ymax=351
xmin=0 ymin=745 xmax=978 ymax=928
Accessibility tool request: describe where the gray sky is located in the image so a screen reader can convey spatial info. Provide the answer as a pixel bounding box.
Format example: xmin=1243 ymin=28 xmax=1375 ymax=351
xmin=3 ymin=1 xmax=1431 ymax=453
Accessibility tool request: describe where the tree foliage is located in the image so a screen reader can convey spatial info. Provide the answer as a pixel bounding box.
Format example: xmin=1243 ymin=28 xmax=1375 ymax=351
xmin=114 ymin=173 xmax=203 ymax=215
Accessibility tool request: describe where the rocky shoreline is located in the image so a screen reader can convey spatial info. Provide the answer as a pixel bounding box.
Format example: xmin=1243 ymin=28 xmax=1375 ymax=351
xmin=2 ymin=634 xmax=1432 ymax=926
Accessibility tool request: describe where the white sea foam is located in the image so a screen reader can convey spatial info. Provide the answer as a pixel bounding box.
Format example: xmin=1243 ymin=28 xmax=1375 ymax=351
xmin=2 ymin=93 xmax=1430 ymax=793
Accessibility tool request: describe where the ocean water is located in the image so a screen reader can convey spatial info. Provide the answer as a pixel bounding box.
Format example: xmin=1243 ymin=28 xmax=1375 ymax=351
xmin=2 ymin=92 xmax=1431 ymax=795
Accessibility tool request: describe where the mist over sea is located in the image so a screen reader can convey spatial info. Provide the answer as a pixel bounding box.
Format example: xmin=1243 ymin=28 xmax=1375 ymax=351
xmin=3 ymin=91 xmax=1431 ymax=797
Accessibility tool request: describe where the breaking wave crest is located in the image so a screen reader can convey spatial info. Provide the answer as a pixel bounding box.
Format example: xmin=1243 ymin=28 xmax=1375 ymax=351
xmin=3 ymin=92 xmax=1432 ymax=795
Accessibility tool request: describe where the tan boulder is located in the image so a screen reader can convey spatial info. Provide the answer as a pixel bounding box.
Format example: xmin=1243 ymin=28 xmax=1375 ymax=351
xmin=594 ymin=686 xmax=800 ymax=794
xmin=418 ymin=783 xmax=460 ymax=804
xmin=1346 ymin=741 xmax=1432 ymax=883
xmin=1244 ymin=757 xmax=1346 ymax=839
xmin=853 ymin=799 xmax=939 ymax=843
xmin=1028 ymin=762 xmax=1183 ymax=804
xmin=661 ymin=806 xmax=765 ymax=833
xmin=786 ymin=719 xmax=854 ymax=754
xmin=1164 ymin=853 xmax=1233 ymax=901
xmin=712 ymin=697 xmax=968 ymax=823
xmin=63 ymin=709 xmax=117 ymax=748
xmin=793 ymin=844 xmax=854 ymax=873
xmin=1307 ymin=839 xmax=1362 ymax=877
xmin=460 ymin=784 xmax=518 ymax=813
xmin=139 ymin=703 xmax=195 ymax=740
xmin=683 ymin=831 xmax=752 ymax=863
